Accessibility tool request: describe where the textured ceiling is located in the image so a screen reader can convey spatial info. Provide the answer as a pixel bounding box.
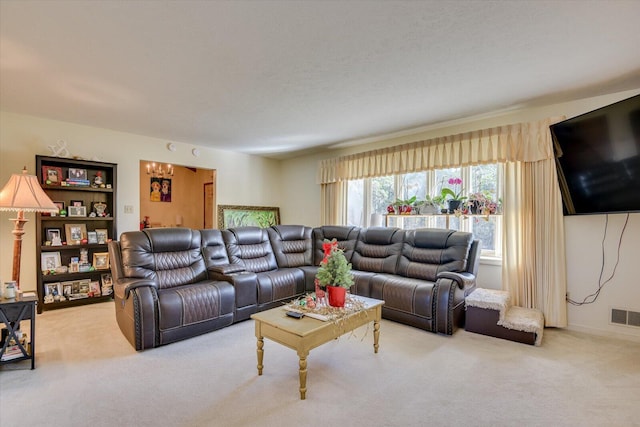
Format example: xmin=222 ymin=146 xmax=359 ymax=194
xmin=1 ymin=1 xmax=640 ymax=158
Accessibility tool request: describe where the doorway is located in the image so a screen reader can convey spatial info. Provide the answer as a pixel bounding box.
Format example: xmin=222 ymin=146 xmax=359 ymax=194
xmin=139 ymin=160 xmax=216 ymax=229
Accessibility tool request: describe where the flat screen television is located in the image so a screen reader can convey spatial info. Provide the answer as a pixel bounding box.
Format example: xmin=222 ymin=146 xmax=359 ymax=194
xmin=550 ymin=94 xmax=640 ymax=215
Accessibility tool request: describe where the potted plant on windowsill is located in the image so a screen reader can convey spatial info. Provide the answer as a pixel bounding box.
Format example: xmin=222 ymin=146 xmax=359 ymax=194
xmin=315 ymin=239 xmax=354 ymax=307
xmin=387 ymin=196 xmax=417 ymax=215
xmin=416 ymin=194 xmax=444 ymax=214
xmin=441 ymin=177 xmax=467 ymax=213
xmin=466 ymin=191 xmax=499 ymax=216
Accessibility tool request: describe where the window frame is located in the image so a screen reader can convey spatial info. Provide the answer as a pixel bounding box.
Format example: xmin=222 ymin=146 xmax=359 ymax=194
xmin=345 ymin=164 xmax=503 ymax=260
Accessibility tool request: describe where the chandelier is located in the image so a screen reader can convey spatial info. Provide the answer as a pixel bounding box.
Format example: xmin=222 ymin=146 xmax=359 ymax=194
xmin=146 ymin=162 xmax=174 ymax=178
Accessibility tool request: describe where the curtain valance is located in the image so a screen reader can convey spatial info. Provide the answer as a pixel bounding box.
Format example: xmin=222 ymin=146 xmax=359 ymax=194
xmin=317 ymin=118 xmax=561 ymax=183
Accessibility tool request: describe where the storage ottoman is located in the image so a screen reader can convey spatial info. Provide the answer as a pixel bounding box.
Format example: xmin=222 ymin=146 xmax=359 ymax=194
xmin=465 ymin=288 xmax=544 ymax=346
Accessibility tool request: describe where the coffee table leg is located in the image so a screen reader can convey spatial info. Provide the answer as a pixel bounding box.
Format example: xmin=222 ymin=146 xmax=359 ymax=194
xmin=373 ymin=318 xmax=380 ymax=354
xmin=297 ymin=350 xmax=308 ymax=400
xmin=256 ymin=336 xmax=264 ymax=375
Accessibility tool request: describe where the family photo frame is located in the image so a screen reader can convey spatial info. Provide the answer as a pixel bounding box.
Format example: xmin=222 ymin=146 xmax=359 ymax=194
xmin=41 ymin=252 xmax=61 ymax=272
xmin=68 ymin=206 xmax=87 ymax=217
xmin=45 ymin=282 xmax=62 ymax=297
xmin=87 ymin=231 xmax=98 ymax=244
xmin=52 ymin=201 xmax=65 ymax=216
xmin=65 ymin=223 xmax=87 ymax=245
xmin=93 ymin=252 xmax=110 ymax=270
xmin=68 ymin=168 xmax=88 ymax=180
xmin=45 ymin=228 xmax=62 ymax=243
xmin=95 ymin=228 xmax=108 ymax=244
xmin=42 ymin=166 xmax=62 ymax=185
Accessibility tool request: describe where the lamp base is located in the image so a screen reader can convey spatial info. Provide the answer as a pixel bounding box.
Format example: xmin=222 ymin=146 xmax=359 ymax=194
xmin=9 ymin=211 xmax=28 ymax=289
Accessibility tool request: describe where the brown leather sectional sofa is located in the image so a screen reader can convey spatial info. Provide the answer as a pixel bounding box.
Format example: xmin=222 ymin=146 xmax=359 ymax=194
xmin=108 ymin=225 xmax=480 ymax=350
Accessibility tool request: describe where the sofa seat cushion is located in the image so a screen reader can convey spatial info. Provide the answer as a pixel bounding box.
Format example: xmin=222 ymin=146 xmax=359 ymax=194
xmin=256 ymin=268 xmax=305 ymax=305
xmin=370 ymin=274 xmax=435 ymax=320
xmin=158 ymin=281 xmax=235 ymax=330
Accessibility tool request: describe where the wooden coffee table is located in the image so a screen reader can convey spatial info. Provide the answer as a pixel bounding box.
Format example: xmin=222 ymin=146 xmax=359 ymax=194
xmin=250 ymin=295 xmax=384 ymax=400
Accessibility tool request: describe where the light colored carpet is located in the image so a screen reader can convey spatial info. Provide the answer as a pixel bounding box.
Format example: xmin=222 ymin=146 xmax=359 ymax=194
xmin=1 ymin=301 xmax=639 ymax=427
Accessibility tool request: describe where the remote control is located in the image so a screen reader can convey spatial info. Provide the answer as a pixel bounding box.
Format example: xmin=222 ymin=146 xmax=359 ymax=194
xmin=286 ymin=310 xmax=304 ymax=319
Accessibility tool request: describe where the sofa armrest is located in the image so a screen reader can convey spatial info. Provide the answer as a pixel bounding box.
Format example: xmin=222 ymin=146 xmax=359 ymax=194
xmin=434 ymin=273 xmax=476 ymax=335
xmin=208 ymin=270 xmax=258 ymax=320
xmin=114 ymin=277 xmax=157 ymax=301
xmin=437 ymin=271 xmax=475 ymax=290
xmin=208 ymin=264 xmax=246 ymax=275
xmin=112 ymin=278 xmax=158 ymax=350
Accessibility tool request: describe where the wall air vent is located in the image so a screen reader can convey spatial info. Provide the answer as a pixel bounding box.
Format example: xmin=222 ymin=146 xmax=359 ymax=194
xmin=628 ymin=311 xmax=640 ymax=327
xmin=610 ymin=308 xmax=640 ymax=327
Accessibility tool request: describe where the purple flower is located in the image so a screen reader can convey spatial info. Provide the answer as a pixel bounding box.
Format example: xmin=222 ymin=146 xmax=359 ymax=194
xmin=441 ymin=177 xmax=466 ymax=201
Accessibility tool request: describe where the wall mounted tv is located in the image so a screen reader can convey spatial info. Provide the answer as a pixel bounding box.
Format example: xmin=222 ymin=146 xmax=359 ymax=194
xmin=550 ymin=94 xmax=640 ymax=215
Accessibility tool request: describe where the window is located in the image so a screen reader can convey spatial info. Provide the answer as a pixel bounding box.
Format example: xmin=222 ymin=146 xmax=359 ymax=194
xmin=345 ymin=164 xmax=503 ymax=259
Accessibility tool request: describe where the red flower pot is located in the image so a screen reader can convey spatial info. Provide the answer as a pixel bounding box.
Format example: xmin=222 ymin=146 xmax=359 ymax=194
xmin=327 ymin=286 xmax=347 ymax=307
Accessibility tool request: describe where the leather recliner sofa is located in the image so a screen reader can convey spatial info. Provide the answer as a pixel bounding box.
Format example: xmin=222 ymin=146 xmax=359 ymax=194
xmin=109 ymin=225 xmax=480 ymax=350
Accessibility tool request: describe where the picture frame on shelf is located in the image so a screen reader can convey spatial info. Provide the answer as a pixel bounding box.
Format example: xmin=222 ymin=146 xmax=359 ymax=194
xmin=70 ymin=200 xmax=84 ymax=207
xmin=44 ymin=282 xmax=61 ymax=296
xmin=78 ymin=280 xmax=90 ymax=294
xmin=95 ymin=228 xmax=108 ymax=244
xmin=64 ymin=223 xmax=87 ymax=245
xmin=101 ymin=273 xmax=112 ymax=287
xmin=101 ymin=273 xmax=113 ymax=295
xmin=45 ymin=228 xmax=62 ymax=244
xmin=52 ymin=201 xmax=65 ymax=216
xmin=68 ymin=168 xmax=88 ymax=180
xmin=89 ymin=281 xmax=101 ymax=296
xmin=41 ymin=252 xmax=61 ymax=272
xmin=68 ymin=206 xmax=87 ymax=217
xmin=69 ymin=261 xmax=80 ymax=273
xmin=93 ymin=252 xmax=110 ymax=270
xmin=62 ymin=282 xmax=73 ymax=297
xmin=42 ymin=166 xmax=62 ymax=185
xmin=87 ymin=231 xmax=98 ymax=244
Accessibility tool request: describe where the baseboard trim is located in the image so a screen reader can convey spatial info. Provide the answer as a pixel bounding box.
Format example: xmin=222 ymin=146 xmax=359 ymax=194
xmin=565 ymin=324 xmax=640 ymax=343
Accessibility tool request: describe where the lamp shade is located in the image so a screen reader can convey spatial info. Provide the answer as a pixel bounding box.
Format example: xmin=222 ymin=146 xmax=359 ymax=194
xmin=0 ymin=168 xmax=58 ymax=213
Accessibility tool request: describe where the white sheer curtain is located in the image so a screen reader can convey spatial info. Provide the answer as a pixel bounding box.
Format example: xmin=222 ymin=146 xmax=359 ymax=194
xmin=317 ymin=118 xmax=567 ymax=326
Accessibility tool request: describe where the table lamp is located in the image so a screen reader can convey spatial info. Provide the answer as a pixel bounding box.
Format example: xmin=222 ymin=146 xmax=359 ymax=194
xmin=0 ymin=167 xmax=58 ymax=289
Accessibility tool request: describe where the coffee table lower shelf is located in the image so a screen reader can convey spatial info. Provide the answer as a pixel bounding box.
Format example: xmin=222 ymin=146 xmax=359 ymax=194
xmin=250 ymin=295 xmax=384 ymax=400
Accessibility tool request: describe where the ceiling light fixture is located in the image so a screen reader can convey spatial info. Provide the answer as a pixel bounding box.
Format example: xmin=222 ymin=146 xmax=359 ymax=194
xmin=146 ymin=162 xmax=174 ymax=178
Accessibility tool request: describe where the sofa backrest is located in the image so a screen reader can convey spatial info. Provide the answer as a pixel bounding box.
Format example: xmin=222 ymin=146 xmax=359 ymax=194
xmin=267 ymin=225 xmax=313 ymax=268
xmin=117 ymin=228 xmax=208 ymax=289
xmin=397 ymin=228 xmax=473 ymax=281
xmin=223 ymin=227 xmax=278 ymax=273
xmin=352 ymin=227 xmax=404 ymax=273
xmin=200 ymin=229 xmax=231 ymax=268
xmin=466 ymin=239 xmax=481 ymax=276
xmin=311 ymin=225 xmax=360 ymax=265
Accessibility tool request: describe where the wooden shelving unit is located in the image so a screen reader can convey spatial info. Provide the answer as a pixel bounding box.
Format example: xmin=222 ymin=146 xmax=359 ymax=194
xmin=35 ymin=155 xmax=117 ymax=313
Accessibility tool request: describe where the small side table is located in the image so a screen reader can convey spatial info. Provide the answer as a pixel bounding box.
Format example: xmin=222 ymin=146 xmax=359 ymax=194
xmin=0 ymin=294 xmax=37 ymax=369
